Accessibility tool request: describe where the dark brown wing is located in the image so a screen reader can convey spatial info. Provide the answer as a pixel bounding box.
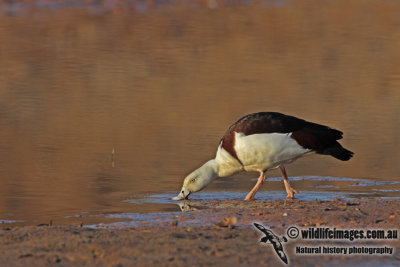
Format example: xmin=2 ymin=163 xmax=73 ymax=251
xmin=220 ymin=112 xmax=353 ymax=162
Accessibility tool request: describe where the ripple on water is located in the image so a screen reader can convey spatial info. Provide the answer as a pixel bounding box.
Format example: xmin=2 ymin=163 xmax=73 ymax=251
xmin=126 ymin=176 xmax=399 ymax=205
xmin=83 ymin=176 xmax=399 ymax=229
xmin=0 ymin=220 xmax=23 ymax=224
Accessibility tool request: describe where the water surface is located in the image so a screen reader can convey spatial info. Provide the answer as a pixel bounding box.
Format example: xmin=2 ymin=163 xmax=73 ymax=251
xmin=0 ymin=0 xmax=399 ymax=226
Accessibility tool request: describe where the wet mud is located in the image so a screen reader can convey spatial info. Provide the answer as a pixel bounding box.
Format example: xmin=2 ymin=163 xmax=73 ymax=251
xmin=1 ymin=199 xmax=399 ymax=266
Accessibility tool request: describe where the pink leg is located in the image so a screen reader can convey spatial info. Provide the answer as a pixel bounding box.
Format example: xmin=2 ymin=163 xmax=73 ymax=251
xmin=244 ymin=172 xmax=266 ymax=201
xmin=279 ymin=166 xmax=299 ymax=199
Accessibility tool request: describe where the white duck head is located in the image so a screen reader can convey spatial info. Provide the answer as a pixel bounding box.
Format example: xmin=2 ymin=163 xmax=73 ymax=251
xmin=172 ymin=160 xmax=219 ymax=200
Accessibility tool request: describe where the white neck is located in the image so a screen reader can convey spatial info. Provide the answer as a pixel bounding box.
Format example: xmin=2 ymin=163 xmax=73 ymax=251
xmin=183 ymin=158 xmax=240 ymax=194
xmin=198 ymin=159 xmax=220 ymax=182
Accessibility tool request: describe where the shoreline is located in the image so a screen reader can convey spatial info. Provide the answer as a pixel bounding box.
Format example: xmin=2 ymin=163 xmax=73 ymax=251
xmin=1 ymin=199 xmax=399 ymax=266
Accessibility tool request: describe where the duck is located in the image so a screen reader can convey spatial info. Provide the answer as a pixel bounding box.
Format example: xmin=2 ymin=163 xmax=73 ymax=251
xmin=172 ymin=112 xmax=354 ymax=201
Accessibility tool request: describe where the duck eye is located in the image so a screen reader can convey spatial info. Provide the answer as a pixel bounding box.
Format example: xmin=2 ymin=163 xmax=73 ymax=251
xmin=181 ymin=190 xmax=184 ymax=193
xmin=191 ymin=179 xmax=196 ymax=183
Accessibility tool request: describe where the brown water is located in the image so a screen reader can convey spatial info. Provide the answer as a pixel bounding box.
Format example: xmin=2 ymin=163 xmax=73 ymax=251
xmin=0 ymin=0 xmax=399 ymax=226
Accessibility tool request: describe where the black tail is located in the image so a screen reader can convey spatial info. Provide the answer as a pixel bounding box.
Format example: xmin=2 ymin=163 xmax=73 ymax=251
xmin=317 ymin=142 xmax=354 ymax=161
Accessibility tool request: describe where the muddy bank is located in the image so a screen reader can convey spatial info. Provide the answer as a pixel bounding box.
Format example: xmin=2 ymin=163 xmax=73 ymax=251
xmin=1 ymin=199 xmax=399 ymax=266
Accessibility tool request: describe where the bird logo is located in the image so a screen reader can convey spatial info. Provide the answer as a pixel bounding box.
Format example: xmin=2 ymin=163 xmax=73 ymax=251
xmin=253 ymin=223 xmax=289 ymax=264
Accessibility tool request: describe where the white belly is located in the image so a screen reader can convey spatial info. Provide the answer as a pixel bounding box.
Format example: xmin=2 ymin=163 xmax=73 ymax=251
xmin=234 ymin=132 xmax=312 ymax=172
